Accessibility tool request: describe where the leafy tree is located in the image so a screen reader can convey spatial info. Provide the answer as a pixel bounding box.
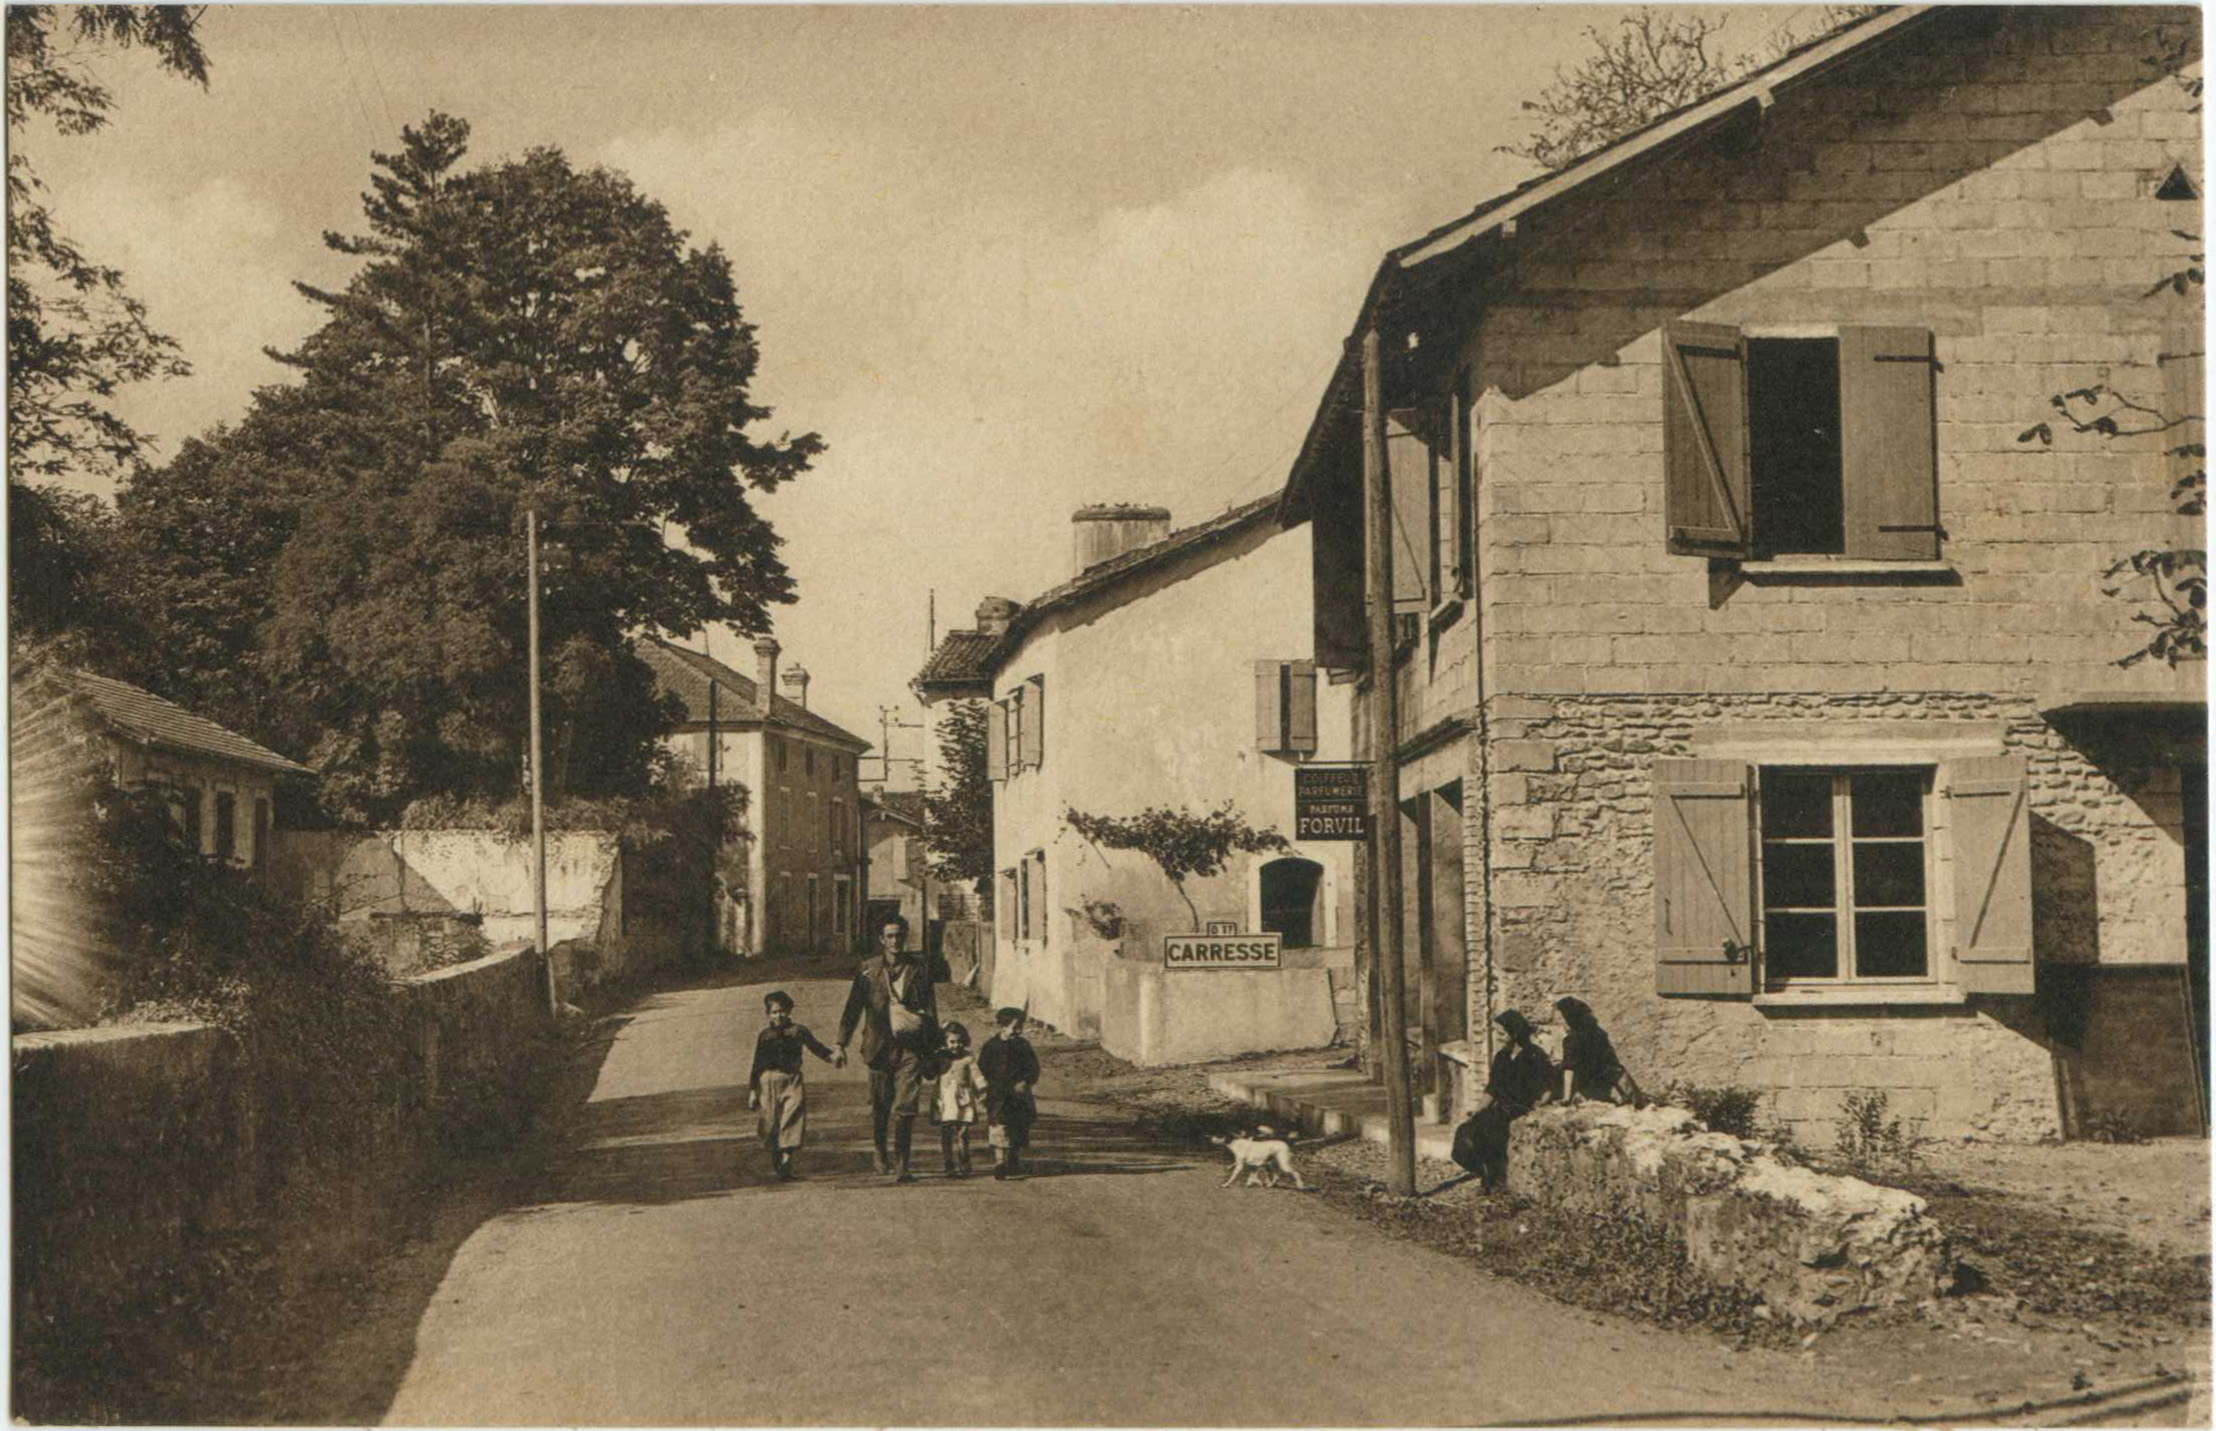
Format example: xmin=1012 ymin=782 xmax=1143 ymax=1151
xmin=6 ymin=5 xmax=208 ymax=479
xmin=923 ymin=700 xmax=994 ymax=906
xmin=1500 ymin=6 xmax=1878 ymax=174
xmin=114 ymin=113 xmax=824 ymax=822
xmin=1063 ymin=801 xmax=1290 ymax=931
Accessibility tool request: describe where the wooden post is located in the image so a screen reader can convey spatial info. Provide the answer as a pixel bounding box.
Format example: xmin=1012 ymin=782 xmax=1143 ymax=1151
xmin=527 ymin=508 xmax=555 ymax=1017
xmin=1362 ymin=325 xmax=1418 ymax=1197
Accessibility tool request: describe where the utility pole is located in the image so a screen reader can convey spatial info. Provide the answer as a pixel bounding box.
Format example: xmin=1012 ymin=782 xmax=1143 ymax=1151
xmin=1362 ymin=324 xmax=1417 ymax=1197
xmin=527 ymin=508 xmax=556 ymax=1017
xmin=706 ymin=676 xmax=719 ymax=960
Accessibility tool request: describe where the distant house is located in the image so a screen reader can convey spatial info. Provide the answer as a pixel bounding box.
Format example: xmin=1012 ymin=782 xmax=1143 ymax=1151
xmin=862 ymin=790 xmax=928 ymax=939
xmin=639 ymin=636 xmax=872 ymax=956
xmin=1283 ymin=6 xmax=2205 ymax=1138
xmin=915 ymin=497 xmax=1358 ymax=1064
xmin=13 ymin=665 xmax=313 ymax=869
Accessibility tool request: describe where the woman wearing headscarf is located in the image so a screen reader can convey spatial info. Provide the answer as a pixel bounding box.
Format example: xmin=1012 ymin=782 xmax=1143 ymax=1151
xmin=1555 ymin=996 xmax=1643 ymax=1107
xmin=1450 ymin=1009 xmax=1556 ymax=1191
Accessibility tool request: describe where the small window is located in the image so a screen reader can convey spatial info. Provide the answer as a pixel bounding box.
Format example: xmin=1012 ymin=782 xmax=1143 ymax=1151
xmin=253 ymin=798 xmax=271 ymax=873
xmin=1758 ymin=767 xmax=1932 ymax=985
xmin=171 ymin=786 xmax=203 ymax=853
xmin=1259 ymin=856 xmax=1324 ymax=948
xmin=805 ymin=746 xmax=815 ymax=777
xmin=773 ymin=737 xmax=788 ymax=773
xmin=214 ymin=793 xmax=236 ymax=862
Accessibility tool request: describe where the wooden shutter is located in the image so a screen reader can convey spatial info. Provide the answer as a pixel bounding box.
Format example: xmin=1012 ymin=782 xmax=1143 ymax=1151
xmin=2162 ymin=327 xmax=2204 ymax=492
xmin=1255 ymin=659 xmax=1286 ymax=752
xmin=1286 ymin=660 xmax=1318 ymax=755
xmin=1452 ymin=382 xmax=1475 ymax=598
xmin=1652 ymin=758 xmax=1755 ymax=997
xmin=1840 ymin=326 xmax=1940 ymax=559
xmin=1946 ymin=754 xmax=2034 ymax=995
xmin=1662 ymin=322 xmax=1752 ymax=558
xmin=1385 ymin=411 xmax=1433 ymax=612
xmin=1024 ymin=676 xmax=1045 ymax=771
xmin=987 ymin=700 xmax=1007 ymax=782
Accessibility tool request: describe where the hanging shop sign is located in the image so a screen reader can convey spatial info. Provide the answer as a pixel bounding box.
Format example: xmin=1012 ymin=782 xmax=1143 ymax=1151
xmin=1294 ymin=765 xmax=1369 ymax=841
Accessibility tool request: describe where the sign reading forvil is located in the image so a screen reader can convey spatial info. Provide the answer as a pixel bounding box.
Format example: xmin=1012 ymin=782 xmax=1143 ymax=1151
xmin=1164 ymin=932 xmax=1282 ymax=971
xmin=1294 ymin=766 xmax=1369 ymax=841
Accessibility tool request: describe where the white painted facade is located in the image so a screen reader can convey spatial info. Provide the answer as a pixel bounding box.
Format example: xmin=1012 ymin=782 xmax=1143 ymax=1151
xmin=982 ymin=514 xmax=1357 ymax=1056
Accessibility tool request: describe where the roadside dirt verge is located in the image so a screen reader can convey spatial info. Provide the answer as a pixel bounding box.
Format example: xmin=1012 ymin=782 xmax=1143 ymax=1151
xmin=1044 ymin=1032 xmax=2211 ymax=1424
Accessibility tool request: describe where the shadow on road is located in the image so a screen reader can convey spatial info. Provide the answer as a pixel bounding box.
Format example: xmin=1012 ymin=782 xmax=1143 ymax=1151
xmin=541 ymin=1083 xmax=1202 ymax=1209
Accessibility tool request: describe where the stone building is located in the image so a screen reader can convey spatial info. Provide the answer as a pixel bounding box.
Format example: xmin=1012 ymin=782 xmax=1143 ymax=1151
xmin=1282 ymin=6 xmax=2205 ymax=1139
xmin=915 ymin=496 xmax=1359 ymax=1064
xmin=640 ymin=636 xmax=871 ymax=956
xmin=863 ymin=789 xmax=929 ymax=940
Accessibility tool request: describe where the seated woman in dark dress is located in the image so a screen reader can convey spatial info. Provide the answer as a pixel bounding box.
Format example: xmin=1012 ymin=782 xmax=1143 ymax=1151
xmin=1451 ymin=1009 xmax=1556 ymax=1191
xmin=1555 ymin=996 xmax=1644 ymax=1107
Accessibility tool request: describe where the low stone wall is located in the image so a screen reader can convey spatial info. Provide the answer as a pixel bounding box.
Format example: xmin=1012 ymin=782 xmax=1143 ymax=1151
xmin=1508 ymin=1103 xmax=1953 ymax=1324
xmin=13 ymin=946 xmax=553 ymax=1357
xmin=1101 ymin=959 xmax=1338 ymax=1066
xmin=13 ymin=1023 xmax=258 ymax=1338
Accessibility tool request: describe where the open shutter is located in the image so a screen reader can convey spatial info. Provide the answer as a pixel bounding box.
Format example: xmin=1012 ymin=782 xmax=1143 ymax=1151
xmin=1662 ymin=322 xmax=1752 ymax=558
xmin=1652 ymin=758 xmax=1755 ymax=997
xmin=2162 ymin=327 xmax=2204 ymax=492
xmin=1946 ymin=754 xmax=2034 ymax=995
xmin=1024 ymin=677 xmax=1045 ymax=771
xmin=1286 ymin=660 xmax=1318 ymax=755
xmin=987 ymin=700 xmax=1007 ymax=782
xmin=1452 ymin=382 xmax=1475 ymax=598
xmin=1385 ymin=411 xmax=1434 ymax=612
xmin=1254 ymin=659 xmax=1286 ymax=751
xmin=1840 ymin=325 xmax=1940 ymax=559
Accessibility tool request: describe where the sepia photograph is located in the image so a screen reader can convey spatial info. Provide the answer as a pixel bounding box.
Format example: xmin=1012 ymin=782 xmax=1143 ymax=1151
xmin=6 ymin=2 xmax=2210 ymax=1425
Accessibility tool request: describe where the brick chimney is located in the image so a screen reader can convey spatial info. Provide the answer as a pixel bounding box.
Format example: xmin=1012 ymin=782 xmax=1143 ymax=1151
xmin=1072 ymin=503 xmax=1172 ymax=574
xmin=974 ymin=597 xmax=1019 ymax=637
xmin=780 ymin=662 xmax=810 ymax=711
xmin=752 ymin=636 xmax=780 ymax=718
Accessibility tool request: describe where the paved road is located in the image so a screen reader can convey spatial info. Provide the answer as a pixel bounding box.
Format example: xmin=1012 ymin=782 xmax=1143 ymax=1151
xmin=375 ymin=973 xmax=2142 ymax=1427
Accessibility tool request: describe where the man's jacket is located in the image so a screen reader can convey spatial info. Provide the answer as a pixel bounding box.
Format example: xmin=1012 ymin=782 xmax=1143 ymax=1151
xmin=837 ymin=951 xmax=949 ymax=1069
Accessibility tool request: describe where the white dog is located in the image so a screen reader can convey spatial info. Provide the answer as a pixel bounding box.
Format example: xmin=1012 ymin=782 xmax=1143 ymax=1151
xmin=1212 ymin=1131 xmax=1306 ymax=1189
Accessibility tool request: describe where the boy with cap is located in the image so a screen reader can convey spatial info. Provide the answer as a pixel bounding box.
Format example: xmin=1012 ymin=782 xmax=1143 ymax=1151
xmin=976 ymin=1006 xmax=1041 ymax=1180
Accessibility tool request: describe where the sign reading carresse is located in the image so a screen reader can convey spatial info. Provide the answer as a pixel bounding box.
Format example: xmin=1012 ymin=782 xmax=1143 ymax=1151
xmin=1164 ymin=932 xmax=1282 ymax=971
xmin=1294 ymin=765 xmax=1368 ymax=841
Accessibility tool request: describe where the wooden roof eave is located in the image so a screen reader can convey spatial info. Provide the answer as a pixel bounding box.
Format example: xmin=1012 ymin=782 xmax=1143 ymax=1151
xmin=1276 ymin=4 xmax=1941 ymax=525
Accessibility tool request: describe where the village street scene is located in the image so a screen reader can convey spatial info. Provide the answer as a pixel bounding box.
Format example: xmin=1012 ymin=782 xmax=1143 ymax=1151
xmin=7 ymin=4 xmax=2211 ymax=1427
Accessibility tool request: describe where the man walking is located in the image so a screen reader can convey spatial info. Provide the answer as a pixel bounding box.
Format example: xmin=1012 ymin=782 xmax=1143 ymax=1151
xmin=837 ymin=914 xmax=949 ymax=1182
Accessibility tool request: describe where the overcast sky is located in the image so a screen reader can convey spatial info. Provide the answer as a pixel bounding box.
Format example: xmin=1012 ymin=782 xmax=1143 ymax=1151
xmin=36 ymin=3 xmax=1812 ymax=775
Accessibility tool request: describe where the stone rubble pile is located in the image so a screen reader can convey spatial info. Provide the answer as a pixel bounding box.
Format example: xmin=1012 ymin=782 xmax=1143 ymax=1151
xmin=1507 ymin=1101 xmax=1954 ymax=1324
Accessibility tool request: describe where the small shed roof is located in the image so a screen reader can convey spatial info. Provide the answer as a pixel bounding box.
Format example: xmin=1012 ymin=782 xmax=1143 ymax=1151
xmin=60 ymin=670 xmax=314 ymax=777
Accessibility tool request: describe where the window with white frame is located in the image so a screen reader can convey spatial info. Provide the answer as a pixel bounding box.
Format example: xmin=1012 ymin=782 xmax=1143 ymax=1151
xmin=1758 ymin=767 xmax=1932 ymax=985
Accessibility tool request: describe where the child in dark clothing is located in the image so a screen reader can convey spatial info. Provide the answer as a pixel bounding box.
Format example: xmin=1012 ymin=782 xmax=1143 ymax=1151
xmin=977 ymin=1006 xmax=1040 ymax=1180
xmin=748 ymin=989 xmax=841 ymax=1180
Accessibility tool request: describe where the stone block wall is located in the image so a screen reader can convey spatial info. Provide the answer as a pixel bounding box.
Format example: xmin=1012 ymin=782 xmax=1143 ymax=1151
xmin=1473 ymin=691 xmax=2198 ymax=1143
xmin=1463 ymin=6 xmax=2202 ymax=700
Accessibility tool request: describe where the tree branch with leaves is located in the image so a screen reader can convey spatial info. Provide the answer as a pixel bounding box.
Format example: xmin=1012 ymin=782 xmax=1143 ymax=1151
xmin=1063 ymin=802 xmax=1290 ymax=933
